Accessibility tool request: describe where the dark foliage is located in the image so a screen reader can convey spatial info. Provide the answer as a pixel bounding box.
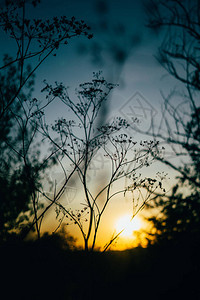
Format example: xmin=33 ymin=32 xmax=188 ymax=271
xmin=143 ymin=0 xmax=200 ymax=248
xmin=0 ymin=58 xmax=39 ymax=241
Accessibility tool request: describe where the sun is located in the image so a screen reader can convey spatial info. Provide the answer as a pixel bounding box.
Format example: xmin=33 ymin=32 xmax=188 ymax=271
xmin=115 ymin=214 xmax=142 ymax=238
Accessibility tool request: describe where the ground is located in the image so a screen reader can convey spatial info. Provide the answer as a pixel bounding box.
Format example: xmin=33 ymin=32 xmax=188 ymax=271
xmin=1 ymin=238 xmax=200 ymax=300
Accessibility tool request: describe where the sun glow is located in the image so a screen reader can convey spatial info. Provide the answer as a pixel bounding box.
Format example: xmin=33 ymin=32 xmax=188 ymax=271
xmin=115 ymin=214 xmax=142 ymax=238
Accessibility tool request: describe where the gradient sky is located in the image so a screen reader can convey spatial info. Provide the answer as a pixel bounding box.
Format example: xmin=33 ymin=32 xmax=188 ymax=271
xmin=0 ymin=0 xmax=182 ymax=249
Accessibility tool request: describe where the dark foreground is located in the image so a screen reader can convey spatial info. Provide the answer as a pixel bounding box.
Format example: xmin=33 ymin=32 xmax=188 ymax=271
xmin=1 ymin=237 xmax=200 ymax=300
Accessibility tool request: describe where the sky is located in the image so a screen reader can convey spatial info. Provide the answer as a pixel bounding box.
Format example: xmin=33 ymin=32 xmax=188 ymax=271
xmin=0 ymin=0 xmax=183 ymax=250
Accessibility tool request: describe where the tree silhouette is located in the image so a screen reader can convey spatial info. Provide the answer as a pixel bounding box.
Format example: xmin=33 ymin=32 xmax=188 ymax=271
xmin=0 ymin=0 xmax=92 ymax=241
xmin=0 ymin=57 xmax=36 ymax=241
xmin=0 ymin=55 xmax=57 ymax=241
xmin=143 ymin=0 xmax=200 ymax=245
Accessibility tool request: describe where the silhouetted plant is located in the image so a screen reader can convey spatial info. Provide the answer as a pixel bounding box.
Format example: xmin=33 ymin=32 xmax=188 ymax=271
xmin=33 ymin=71 xmax=164 ymax=251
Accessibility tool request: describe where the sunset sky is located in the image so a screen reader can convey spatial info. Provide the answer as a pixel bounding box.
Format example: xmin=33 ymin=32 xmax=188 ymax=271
xmin=0 ymin=0 xmax=182 ymax=250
